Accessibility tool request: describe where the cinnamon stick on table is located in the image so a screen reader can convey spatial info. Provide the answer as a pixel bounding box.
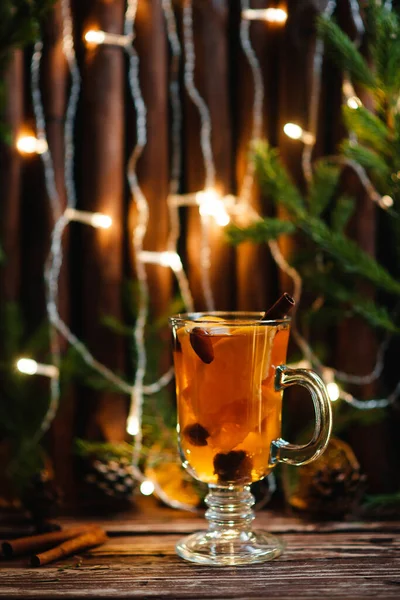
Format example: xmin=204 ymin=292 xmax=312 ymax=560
xmin=1 ymin=526 xmax=91 ymax=558
xmin=31 ymin=527 xmax=108 ymax=567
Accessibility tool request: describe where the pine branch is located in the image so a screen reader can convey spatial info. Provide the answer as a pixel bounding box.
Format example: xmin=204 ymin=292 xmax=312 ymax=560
xmin=370 ymin=6 xmax=400 ymax=94
xmin=317 ymin=15 xmax=377 ymax=91
xmin=300 ymin=215 xmax=400 ymax=296
xmin=308 ymin=160 xmax=340 ymax=216
xmin=331 ymin=194 xmax=355 ymax=232
xmin=252 ymin=141 xmax=307 ymax=218
xmin=307 ymin=273 xmax=400 ymax=333
xmin=226 ymin=218 xmax=295 ymax=245
xmin=341 ymin=140 xmax=391 ymax=178
xmin=253 ymin=142 xmax=400 ymax=296
xmin=342 ymin=105 xmax=392 ymax=156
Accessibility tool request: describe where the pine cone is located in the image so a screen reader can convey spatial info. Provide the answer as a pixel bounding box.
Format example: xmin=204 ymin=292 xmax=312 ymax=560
xmin=287 ymin=437 xmax=367 ymax=518
xmin=85 ymin=457 xmax=136 ymax=500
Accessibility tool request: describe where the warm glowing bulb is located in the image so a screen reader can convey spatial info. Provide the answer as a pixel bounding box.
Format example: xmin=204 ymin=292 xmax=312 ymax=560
xmin=197 ymin=189 xmax=231 ymax=227
xmin=159 ymin=251 xmax=183 ymax=272
xmin=283 ymin=123 xmax=314 ymax=145
xmin=140 ymin=480 xmax=155 ymax=496
xmin=127 ymin=415 xmax=139 ymax=436
xmin=84 ymin=30 xmax=106 ymax=45
xmin=327 ymin=381 xmax=340 ymax=402
xmin=242 ymin=8 xmax=288 ymax=24
xmin=381 ymin=195 xmax=394 ymax=208
xmin=90 ymin=213 xmax=113 ymax=229
xmin=347 ymin=96 xmax=362 ymax=110
xmin=214 ymin=208 xmax=230 ymax=227
xmin=17 ymin=358 xmax=38 ymax=375
xmin=64 ymin=208 xmax=112 ymax=229
xmin=283 ymin=123 xmax=303 ymax=140
xmin=264 ymin=8 xmax=287 ymax=23
xmin=16 ymin=135 xmax=47 ymax=155
xmin=16 ymin=358 xmax=59 ymax=378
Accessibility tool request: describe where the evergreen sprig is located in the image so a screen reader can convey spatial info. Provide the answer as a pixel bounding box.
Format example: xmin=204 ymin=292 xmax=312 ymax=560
xmin=253 ymin=142 xmax=400 ymax=297
xmin=308 ymin=160 xmax=341 ymax=217
xmin=226 ymin=218 xmax=295 ymax=245
xmin=342 ymin=106 xmax=392 ymax=156
xmin=340 ymin=141 xmax=391 ymax=179
xmin=331 ymin=194 xmax=355 ymax=232
xmin=317 ymin=16 xmax=377 ymax=91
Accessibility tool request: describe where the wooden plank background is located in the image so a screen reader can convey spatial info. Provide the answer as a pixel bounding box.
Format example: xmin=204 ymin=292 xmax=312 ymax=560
xmin=0 ymin=0 xmax=399 ymax=502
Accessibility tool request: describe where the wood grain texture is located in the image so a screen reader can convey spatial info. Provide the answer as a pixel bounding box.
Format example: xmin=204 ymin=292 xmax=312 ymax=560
xmin=80 ymin=0 xmax=127 ymax=443
xmin=184 ymin=0 xmax=235 ymax=311
xmin=0 ymin=514 xmax=399 ymax=599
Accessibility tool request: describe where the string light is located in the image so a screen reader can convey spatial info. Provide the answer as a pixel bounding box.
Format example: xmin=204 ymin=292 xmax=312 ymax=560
xmin=16 ymin=134 xmax=48 ymax=155
xmin=126 ymin=414 xmax=140 ymax=436
xmin=283 ymin=122 xmax=315 ymax=145
xmin=124 ymin=0 xmax=149 ymax=462
xmin=239 ymin=0 xmax=264 ymax=206
xmin=381 ymin=195 xmax=394 ymax=208
xmin=196 ymin=190 xmax=232 ymax=227
xmin=342 ymin=78 xmax=363 ymax=110
xmin=162 ymin=0 xmax=194 ymax=314
xmin=241 ymin=8 xmax=288 ymax=24
xmin=327 ymin=382 xmax=340 ymax=401
xmin=140 ymin=480 xmax=155 ymax=496
xmin=16 ymin=358 xmax=59 ymax=379
xmin=183 ymin=0 xmax=215 ymax=311
xmin=64 ymin=207 xmax=112 ymax=229
xmin=84 ymin=29 xmax=133 ymax=48
xmin=139 ymin=250 xmax=183 ymax=272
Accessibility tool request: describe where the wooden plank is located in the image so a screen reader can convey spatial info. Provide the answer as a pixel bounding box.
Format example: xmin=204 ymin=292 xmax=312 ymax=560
xmin=0 ymin=50 xmax=23 ymax=305
xmin=79 ymin=0 xmax=127 ymax=443
xmin=130 ymin=0 xmax=172 ymax=319
xmin=184 ymin=0 xmax=235 ymax=311
xmin=0 ymin=530 xmax=399 ymax=598
xmin=40 ymin=0 xmax=77 ymax=506
xmin=233 ymin=0 xmax=278 ymax=311
xmin=55 ymin=506 xmax=400 ymax=535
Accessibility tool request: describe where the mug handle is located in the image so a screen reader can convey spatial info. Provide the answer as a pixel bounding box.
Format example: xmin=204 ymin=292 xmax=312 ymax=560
xmin=270 ymin=365 xmax=332 ymax=466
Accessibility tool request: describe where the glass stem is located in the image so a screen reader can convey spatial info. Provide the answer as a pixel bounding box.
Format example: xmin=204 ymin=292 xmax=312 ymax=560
xmin=205 ymin=484 xmax=255 ymax=533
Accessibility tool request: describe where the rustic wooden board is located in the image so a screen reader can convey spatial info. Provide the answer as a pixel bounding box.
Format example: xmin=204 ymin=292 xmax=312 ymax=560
xmin=1 ymin=510 xmax=399 ymax=599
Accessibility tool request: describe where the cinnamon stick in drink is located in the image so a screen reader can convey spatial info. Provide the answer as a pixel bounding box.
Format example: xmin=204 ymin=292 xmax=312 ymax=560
xmin=1 ymin=526 xmax=91 ymax=558
xmin=262 ymin=292 xmax=295 ymax=321
xmin=30 ymin=527 xmax=108 ymax=567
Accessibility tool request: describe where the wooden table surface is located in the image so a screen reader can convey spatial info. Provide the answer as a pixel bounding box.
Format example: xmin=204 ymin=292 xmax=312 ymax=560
xmin=0 ymin=500 xmax=399 ymax=599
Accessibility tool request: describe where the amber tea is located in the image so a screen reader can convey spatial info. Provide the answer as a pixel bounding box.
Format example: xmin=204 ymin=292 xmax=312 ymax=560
xmin=172 ymin=316 xmax=290 ymax=485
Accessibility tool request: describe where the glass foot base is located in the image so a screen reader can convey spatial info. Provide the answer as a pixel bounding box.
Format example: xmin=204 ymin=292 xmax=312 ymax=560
xmin=176 ymin=529 xmax=285 ymax=566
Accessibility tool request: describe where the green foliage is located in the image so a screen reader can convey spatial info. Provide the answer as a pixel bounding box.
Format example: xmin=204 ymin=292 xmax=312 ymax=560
xmin=226 ymin=218 xmax=295 ymax=245
xmin=252 ymin=141 xmax=307 ymax=218
xmin=363 ymin=491 xmax=400 ymax=509
xmin=317 ymin=16 xmax=377 ymax=90
xmin=232 ymin=139 xmax=400 ymax=335
xmin=342 ymin=106 xmax=392 ymax=156
xmin=304 ymin=272 xmax=400 ymax=333
xmin=331 ymin=401 xmax=386 ymax=435
xmin=331 ymin=195 xmax=355 ymax=232
xmin=253 ymin=142 xmax=400 ymax=300
xmin=308 ymin=160 xmax=341 ymax=216
xmin=0 ymin=302 xmax=51 ymax=492
xmin=341 ymin=141 xmax=390 ymax=179
xmin=0 ymin=1 xmax=55 ymax=142
xmin=75 ymin=439 xmax=134 ymax=461
xmin=0 ymin=0 xmax=55 ymax=62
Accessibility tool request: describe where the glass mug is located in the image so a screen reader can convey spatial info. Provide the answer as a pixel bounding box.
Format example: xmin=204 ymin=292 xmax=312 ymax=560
xmin=169 ymin=312 xmax=332 ymax=566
